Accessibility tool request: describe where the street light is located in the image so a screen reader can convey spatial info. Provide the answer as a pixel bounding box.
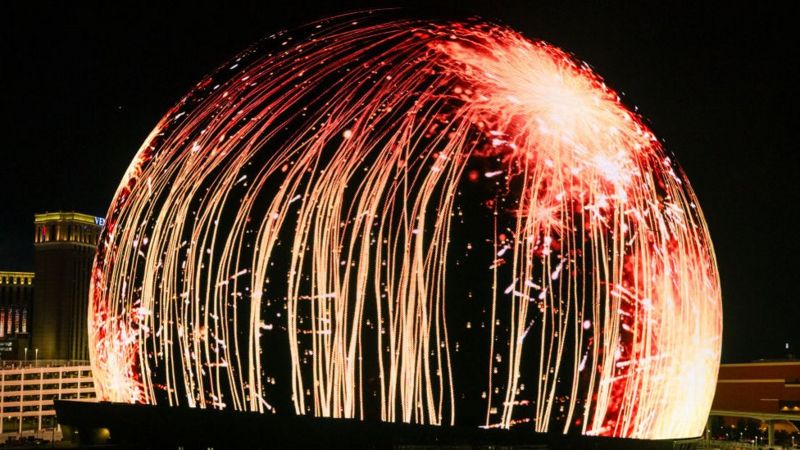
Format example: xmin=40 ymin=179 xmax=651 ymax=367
xmin=34 ymin=348 xmax=38 ymax=365
xmin=23 ymin=347 xmax=27 ymax=362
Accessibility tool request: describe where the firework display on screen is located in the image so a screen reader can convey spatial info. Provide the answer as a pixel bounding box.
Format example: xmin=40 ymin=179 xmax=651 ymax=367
xmin=89 ymin=15 xmax=722 ymax=439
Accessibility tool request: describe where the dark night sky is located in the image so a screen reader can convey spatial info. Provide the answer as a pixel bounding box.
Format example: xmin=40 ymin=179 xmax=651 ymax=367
xmin=1 ymin=1 xmax=797 ymax=363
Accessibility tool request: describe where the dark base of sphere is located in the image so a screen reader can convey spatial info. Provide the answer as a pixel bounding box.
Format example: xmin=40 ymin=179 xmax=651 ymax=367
xmin=55 ymin=400 xmax=700 ymax=450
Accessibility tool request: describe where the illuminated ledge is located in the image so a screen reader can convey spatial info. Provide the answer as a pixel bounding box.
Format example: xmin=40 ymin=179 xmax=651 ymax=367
xmin=717 ymin=378 xmax=786 ymax=383
xmin=0 ymin=271 xmax=35 ymax=277
xmin=709 ymin=409 xmax=800 ymax=421
xmin=55 ymin=400 xmax=700 ymax=449
xmin=0 ymin=271 xmax=34 ymax=285
xmin=720 ymin=361 xmax=800 ymax=368
xmin=34 ymin=211 xmax=104 ymax=227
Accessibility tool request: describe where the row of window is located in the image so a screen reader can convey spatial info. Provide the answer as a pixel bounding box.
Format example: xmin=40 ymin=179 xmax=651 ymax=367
xmin=0 ymin=385 xmax=94 ymax=394
xmin=2 ymin=415 xmax=58 ymax=433
xmin=36 ymin=223 xmax=101 ymax=245
xmin=0 ymin=306 xmax=28 ymax=336
xmin=1 ymin=393 xmax=94 ymax=412
xmin=1 ymin=370 xmax=91 ymax=381
xmin=1 ymin=389 xmax=94 ymax=402
xmin=0 ymin=380 xmax=93 ymax=389
xmin=0 ymin=274 xmax=34 ymax=286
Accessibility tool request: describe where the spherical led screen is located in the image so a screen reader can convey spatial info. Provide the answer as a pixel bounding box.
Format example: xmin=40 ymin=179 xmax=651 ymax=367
xmin=89 ymin=15 xmax=722 ymax=439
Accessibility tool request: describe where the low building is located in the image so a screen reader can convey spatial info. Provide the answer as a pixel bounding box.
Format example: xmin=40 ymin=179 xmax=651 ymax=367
xmin=712 ymin=360 xmax=800 ymax=417
xmin=710 ymin=360 xmax=800 ymax=446
xmin=0 ymin=360 xmax=95 ymax=442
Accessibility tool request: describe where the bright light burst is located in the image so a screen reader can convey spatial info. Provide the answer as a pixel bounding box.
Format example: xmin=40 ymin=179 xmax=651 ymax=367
xmin=89 ymin=15 xmax=722 ymax=439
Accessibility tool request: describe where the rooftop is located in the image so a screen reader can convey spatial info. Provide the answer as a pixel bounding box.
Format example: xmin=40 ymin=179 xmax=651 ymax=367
xmin=34 ymin=211 xmax=104 ymax=227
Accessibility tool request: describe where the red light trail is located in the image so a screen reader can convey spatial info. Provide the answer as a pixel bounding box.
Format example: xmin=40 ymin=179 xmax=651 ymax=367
xmin=89 ymin=15 xmax=722 ymax=439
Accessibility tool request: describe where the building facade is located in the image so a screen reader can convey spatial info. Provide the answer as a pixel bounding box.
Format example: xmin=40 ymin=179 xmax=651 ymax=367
xmin=0 ymin=212 xmax=103 ymax=442
xmin=710 ymin=360 xmax=800 ymax=446
xmin=712 ymin=360 xmax=800 ymax=417
xmin=32 ymin=212 xmax=103 ymax=361
xmin=0 ymin=361 xmax=95 ymax=440
xmin=0 ymin=271 xmax=33 ymax=359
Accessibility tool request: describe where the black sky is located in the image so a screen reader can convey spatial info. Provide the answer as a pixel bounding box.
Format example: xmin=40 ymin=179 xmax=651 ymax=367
xmin=1 ymin=1 xmax=797 ymax=363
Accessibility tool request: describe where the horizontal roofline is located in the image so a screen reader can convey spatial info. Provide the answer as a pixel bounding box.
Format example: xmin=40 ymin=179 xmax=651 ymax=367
xmin=0 ymin=271 xmax=35 ymax=277
xmin=721 ymin=361 xmax=800 ymax=367
xmin=34 ymin=211 xmax=104 ymax=227
xmin=717 ymin=379 xmax=785 ymax=383
xmin=710 ymin=409 xmax=800 ymax=421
